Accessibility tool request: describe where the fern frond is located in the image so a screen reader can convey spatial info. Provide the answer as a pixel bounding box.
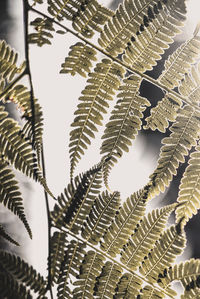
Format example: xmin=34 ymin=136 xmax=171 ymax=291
xmin=158 ymin=36 xmax=200 ymax=89
xmin=51 ymin=162 xmax=102 ymax=233
xmin=0 ymin=273 xmax=33 ymax=299
xmin=0 ymin=224 xmax=19 ymax=246
xmin=101 ymin=74 xmax=150 ymax=187
xmin=60 ymin=42 xmax=97 ymax=78
xmin=139 ymin=224 xmax=186 ymax=283
xmin=115 ymin=273 xmax=142 ymax=299
xmin=122 ymin=0 xmax=187 ymax=72
xmin=144 ymin=93 xmax=182 ymax=133
xmin=73 ymin=250 xmax=105 ymax=298
xmin=50 ymin=231 xmax=68 ymax=284
xmin=94 ymin=261 xmax=122 ymax=298
xmin=29 ymin=17 xmax=55 ymax=47
xmin=0 ymin=106 xmax=39 ymax=180
xmin=57 ymin=239 xmax=86 ymax=299
xmin=69 ymin=58 xmax=125 ymax=177
xmin=0 ymin=40 xmax=25 ymax=82
xmin=100 ymin=186 xmax=149 ymax=257
xmin=120 ymin=203 xmax=176 ymax=271
xmin=148 ymin=105 xmax=200 ymax=199
xmin=179 ymin=63 xmax=200 ymax=105
xmin=0 ymin=250 xmax=46 ymax=295
xmin=176 ymin=145 xmax=200 ymax=225
xmin=0 ymin=159 xmax=32 ymax=238
xmin=81 ymin=190 xmax=121 ymax=245
xmin=98 ymin=0 xmax=186 ymax=57
xmin=138 ymin=285 xmax=165 ymax=299
xmin=4 ymin=84 xmax=43 ymax=163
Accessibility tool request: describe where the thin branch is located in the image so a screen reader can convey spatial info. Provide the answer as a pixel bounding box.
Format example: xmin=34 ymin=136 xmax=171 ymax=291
xmin=57 ymin=226 xmax=174 ymax=299
xmin=0 ymin=70 xmax=26 ymax=100
xmin=29 ymin=6 xmax=200 ymax=111
xmin=22 ymin=1 xmax=54 ymax=298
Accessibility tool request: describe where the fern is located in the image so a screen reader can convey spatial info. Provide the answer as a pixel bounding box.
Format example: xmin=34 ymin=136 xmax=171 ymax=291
xmin=0 ymin=159 xmax=32 ymax=238
xmin=100 ymin=74 xmax=150 ymax=187
xmin=98 ymin=0 xmax=186 ymax=57
xmin=60 ymin=42 xmax=97 ymax=77
xmin=0 ymin=224 xmax=19 ymax=246
xmin=148 ymin=105 xmax=200 ymax=199
xmin=69 ymin=58 xmax=125 ymax=177
xmin=29 ymin=17 xmax=55 ymax=46
xmin=115 ymin=273 xmax=142 ymax=298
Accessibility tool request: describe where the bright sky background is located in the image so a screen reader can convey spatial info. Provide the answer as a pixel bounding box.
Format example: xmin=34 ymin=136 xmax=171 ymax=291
xmin=8 ymin=0 xmax=200 ymax=296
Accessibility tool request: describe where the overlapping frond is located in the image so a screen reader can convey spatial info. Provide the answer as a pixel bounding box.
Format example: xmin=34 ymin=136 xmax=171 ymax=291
xmin=57 ymin=239 xmax=86 ymax=299
xmin=69 ymin=58 xmax=125 ymax=177
xmin=51 ymin=162 xmax=102 ymax=233
xmin=0 ymin=224 xmax=19 ymax=246
xmin=158 ymin=36 xmax=200 ymax=89
xmin=138 ymin=285 xmax=165 ymax=299
xmin=60 ymin=42 xmax=97 ymax=78
xmin=0 ymin=273 xmax=33 ymax=299
xmin=176 ymin=145 xmax=200 ymax=225
xmin=139 ymin=224 xmax=186 ymax=283
xmin=73 ymin=250 xmax=105 ymax=298
xmin=94 ymin=261 xmax=122 ymax=298
xmin=81 ymin=190 xmax=121 ymax=244
xmin=0 ymin=106 xmax=39 ymax=180
xmin=114 ymin=273 xmax=142 ymax=299
xmin=0 ymin=250 xmax=46 ymax=295
xmin=50 ymin=231 xmax=68 ymax=284
xmin=144 ymin=93 xmax=182 ymax=133
xmin=29 ymin=17 xmax=55 ymax=47
xmin=0 ymin=159 xmax=32 ymax=238
xmin=120 ymin=203 xmax=176 ymax=271
xmin=0 ymin=40 xmax=25 ymax=82
xmin=98 ymin=0 xmax=186 ymax=57
xmin=101 ymin=74 xmax=150 ymax=187
xmin=179 ymin=63 xmax=200 ymax=105
xmin=122 ymin=0 xmax=187 ymax=72
xmin=47 ymin=0 xmax=113 ymax=38
xmin=4 ymin=84 xmax=43 ymax=163
xmin=148 ymin=105 xmax=200 ymax=199
xmin=100 ymin=186 xmax=149 ymax=257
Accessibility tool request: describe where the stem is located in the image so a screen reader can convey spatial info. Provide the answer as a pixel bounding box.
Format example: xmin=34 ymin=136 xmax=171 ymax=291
xmin=29 ymin=6 xmax=200 ymax=111
xmin=23 ymin=1 xmax=54 ymax=298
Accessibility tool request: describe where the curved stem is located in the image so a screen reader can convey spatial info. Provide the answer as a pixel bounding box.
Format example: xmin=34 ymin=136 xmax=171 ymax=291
xmin=22 ymin=1 xmax=54 ymax=298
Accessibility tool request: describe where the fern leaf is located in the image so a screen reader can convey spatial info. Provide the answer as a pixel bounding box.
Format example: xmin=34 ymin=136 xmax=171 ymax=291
xmin=101 ymin=74 xmax=150 ymax=187
xmin=94 ymin=261 xmax=122 ymax=298
xmin=144 ymin=93 xmax=182 ymax=133
xmin=0 ymin=224 xmax=19 ymax=246
xmin=0 ymin=159 xmax=32 ymax=238
xmin=51 ymin=162 xmax=102 ymax=233
xmin=29 ymin=17 xmax=55 ymax=47
xmin=158 ymin=36 xmax=200 ymax=89
xmin=122 ymin=0 xmax=187 ymax=72
xmin=50 ymin=231 xmax=68 ymax=284
xmin=114 ymin=273 xmax=142 ymax=299
xmin=176 ymin=145 xmax=200 ymax=225
xmin=138 ymin=285 xmax=165 ymax=299
xmin=73 ymin=250 xmax=105 ymax=298
xmin=179 ymin=63 xmax=200 ymax=105
xmin=0 ymin=250 xmax=46 ymax=295
xmin=57 ymin=239 xmax=86 ymax=299
xmin=0 ymin=40 xmax=25 ymax=82
xmin=81 ymin=190 xmax=121 ymax=245
xmin=31 ymin=0 xmax=43 ymax=5
xmin=98 ymin=0 xmax=186 ymax=57
xmin=139 ymin=224 xmax=186 ymax=283
xmin=69 ymin=58 xmax=125 ymax=177
xmin=0 ymin=273 xmax=33 ymax=299
xmin=148 ymin=105 xmax=200 ymax=199
xmin=60 ymin=42 xmax=97 ymax=78
xmin=4 ymin=84 xmax=43 ymax=163
xmin=120 ymin=203 xmax=176 ymax=271
xmin=100 ymin=186 xmax=149 ymax=257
